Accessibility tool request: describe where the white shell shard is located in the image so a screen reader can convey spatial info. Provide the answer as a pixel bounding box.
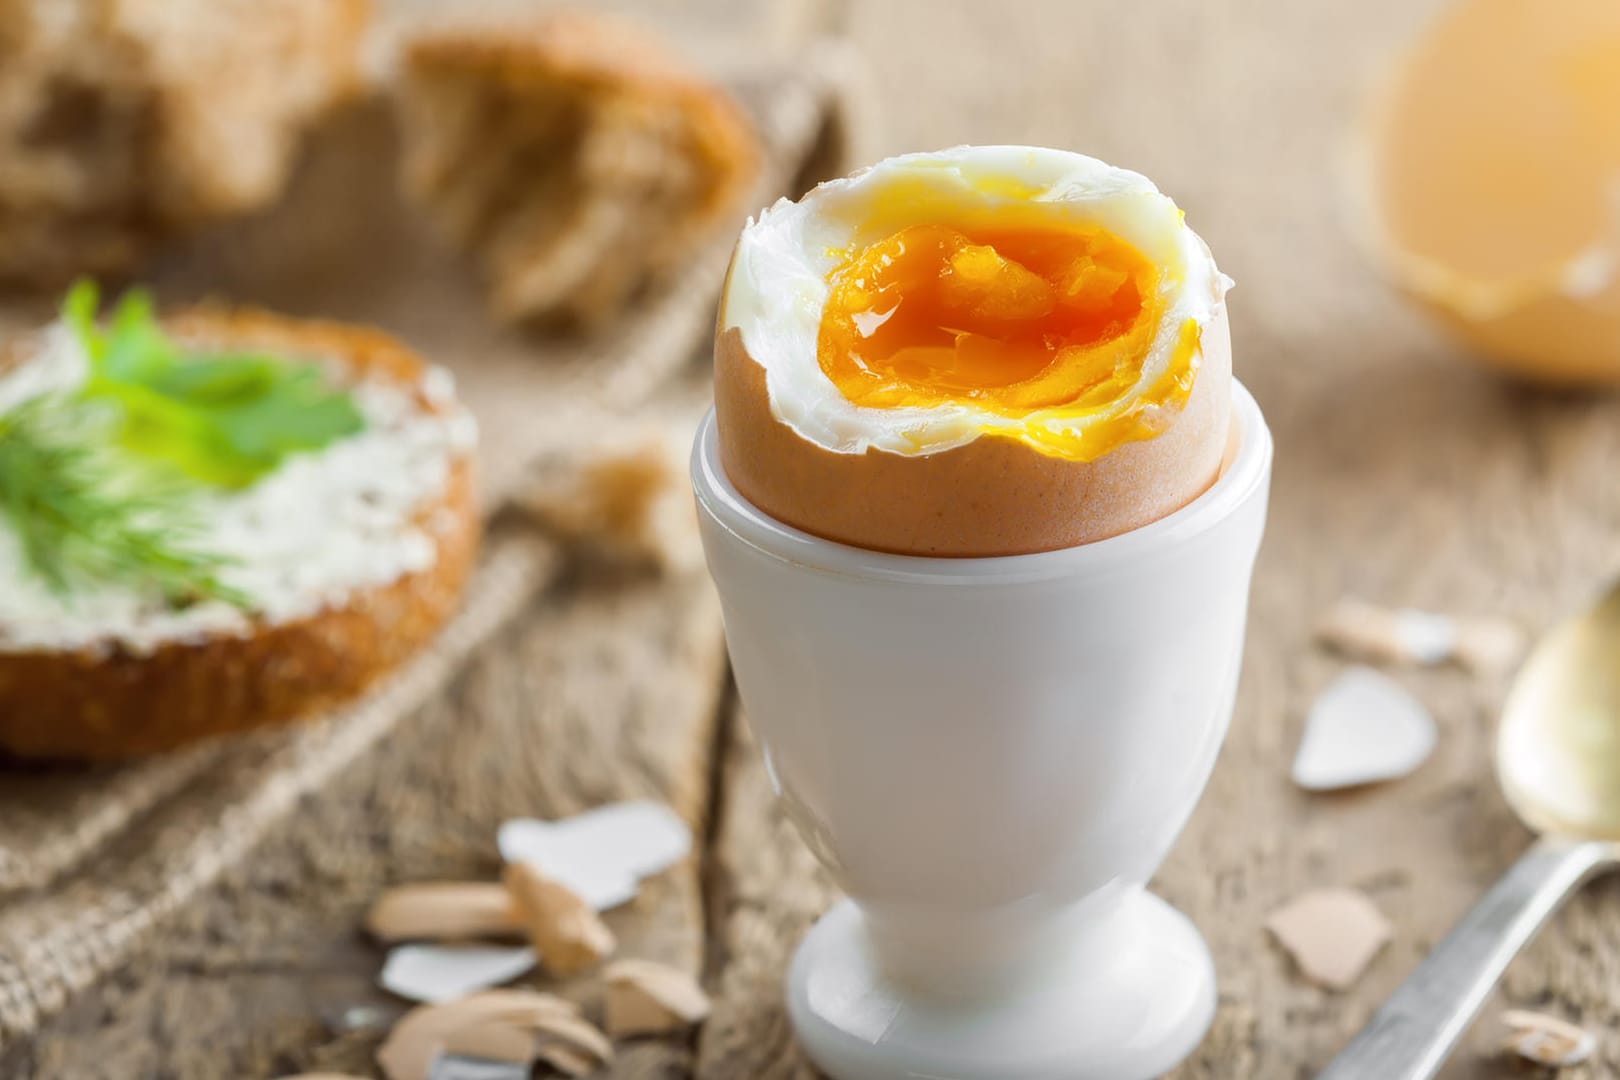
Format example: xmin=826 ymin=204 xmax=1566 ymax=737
xmin=1292 ymin=666 xmax=1437 ymax=791
xmin=378 ymin=944 xmax=538 ymax=1005
xmin=1499 ymin=1009 xmax=1596 ymax=1067
xmin=1264 ymin=886 xmax=1392 ymax=990
xmin=497 ymin=801 xmax=692 ymax=911
xmin=1389 ymin=609 xmax=1460 ymax=665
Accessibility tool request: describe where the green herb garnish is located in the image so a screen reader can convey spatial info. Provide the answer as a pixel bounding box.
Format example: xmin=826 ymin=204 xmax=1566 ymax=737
xmin=0 ymin=395 xmax=244 ymax=604
xmin=0 ymin=282 xmax=368 ymax=602
xmin=64 ymin=281 xmax=365 ymax=488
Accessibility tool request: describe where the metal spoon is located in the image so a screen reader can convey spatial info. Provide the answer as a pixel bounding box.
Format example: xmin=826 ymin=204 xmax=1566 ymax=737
xmin=1318 ymin=582 xmax=1620 ymax=1079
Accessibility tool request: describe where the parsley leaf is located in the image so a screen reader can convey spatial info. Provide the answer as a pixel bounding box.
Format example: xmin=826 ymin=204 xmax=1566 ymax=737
xmin=66 ymin=281 xmax=365 ymax=488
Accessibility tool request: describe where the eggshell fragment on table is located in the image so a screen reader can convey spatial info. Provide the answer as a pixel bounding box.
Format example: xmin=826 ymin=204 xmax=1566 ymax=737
xmin=529 ymin=1011 xmax=615 ymax=1066
xmin=377 ymin=990 xmax=581 ymax=1080
xmin=378 ymin=943 xmax=538 ymax=1005
xmin=497 ymin=800 xmax=692 ymax=911
xmin=1292 ymin=666 xmax=1437 ymax=791
xmin=364 ymin=882 xmax=522 ymax=943
xmin=1316 ymin=598 xmax=1526 ymax=674
xmin=1265 ymin=886 xmax=1392 ymax=990
xmin=603 ymin=958 xmax=712 ymax=1036
xmin=534 ymin=1041 xmax=602 ymax=1077
xmin=503 ymin=860 xmax=617 ymax=976
xmin=1499 ymin=1009 xmax=1596 ymax=1068
xmin=439 ymin=1018 xmax=539 ymax=1064
xmin=519 ymin=426 xmax=703 ymax=575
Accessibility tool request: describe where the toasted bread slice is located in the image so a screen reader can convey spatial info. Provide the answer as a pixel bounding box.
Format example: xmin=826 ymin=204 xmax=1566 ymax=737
xmin=0 ymin=0 xmax=371 ymax=284
xmin=0 ymin=309 xmax=479 ymax=760
xmin=395 ymin=10 xmax=759 ymax=326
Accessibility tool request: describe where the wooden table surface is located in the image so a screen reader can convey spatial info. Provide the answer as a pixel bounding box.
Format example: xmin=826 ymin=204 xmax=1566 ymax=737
xmin=13 ymin=0 xmax=1620 ymax=1077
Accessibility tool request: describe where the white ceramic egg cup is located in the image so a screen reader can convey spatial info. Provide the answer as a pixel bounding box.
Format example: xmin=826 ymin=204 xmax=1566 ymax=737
xmin=692 ymin=382 xmax=1273 ymax=1080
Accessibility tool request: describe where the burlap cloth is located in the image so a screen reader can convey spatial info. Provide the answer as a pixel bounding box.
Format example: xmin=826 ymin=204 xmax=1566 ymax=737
xmin=0 ymin=47 xmax=857 ymax=1053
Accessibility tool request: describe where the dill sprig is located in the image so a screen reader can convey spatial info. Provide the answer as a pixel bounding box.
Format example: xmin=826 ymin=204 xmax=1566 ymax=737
xmin=0 ymin=394 xmax=246 ymax=606
xmin=65 ymin=281 xmax=365 ymax=489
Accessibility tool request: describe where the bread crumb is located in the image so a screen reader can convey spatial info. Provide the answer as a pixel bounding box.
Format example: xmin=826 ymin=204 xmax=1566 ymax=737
xmin=520 ymin=429 xmax=701 ymax=575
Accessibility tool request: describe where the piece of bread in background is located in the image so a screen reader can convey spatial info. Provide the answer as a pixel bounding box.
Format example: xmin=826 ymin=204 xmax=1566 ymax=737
xmin=519 ymin=422 xmax=703 ymax=576
xmin=395 ymin=10 xmax=760 ymax=327
xmin=0 ymin=0 xmax=371 ymax=285
xmin=0 ymin=308 xmax=479 ymax=760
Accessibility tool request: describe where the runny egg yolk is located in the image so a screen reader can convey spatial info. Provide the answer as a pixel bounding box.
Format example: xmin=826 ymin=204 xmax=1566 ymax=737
xmin=817 ymin=217 xmax=1200 ymax=461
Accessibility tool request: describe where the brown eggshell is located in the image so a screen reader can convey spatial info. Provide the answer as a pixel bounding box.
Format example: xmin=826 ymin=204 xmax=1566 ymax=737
xmin=713 ymin=307 xmax=1232 ymax=557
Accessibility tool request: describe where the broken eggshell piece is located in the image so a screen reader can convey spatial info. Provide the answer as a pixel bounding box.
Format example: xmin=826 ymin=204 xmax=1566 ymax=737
xmin=364 ymin=882 xmax=522 ymax=943
xmin=503 ymin=860 xmax=617 ymax=976
xmin=440 ymin=1019 xmax=538 ymax=1065
xmin=498 ymin=800 xmax=692 ymax=911
xmin=1499 ymin=1009 xmax=1597 ymax=1068
xmin=378 ymin=943 xmax=538 ymax=1005
xmin=603 ymin=958 xmax=712 ymax=1036
xmin=377 ymin=990 xmax=587 ymax=1080
xmin=1316 ymin=598 xmax=1527 ymax=674
xmin=1292 ymin=666 xmax=1437 ymax=791
xmin=1265 ymin=886 xmax=1392 ymax=991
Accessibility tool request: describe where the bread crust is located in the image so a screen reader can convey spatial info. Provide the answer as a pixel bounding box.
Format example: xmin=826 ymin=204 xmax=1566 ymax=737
xmin=0 ymin=310 xmax=480 ymax=760
xmin=713 ymin=309 xmax=1232 ymax=558
xmin=0 ymin=0 xmax=372 ymax=284
xmin=401 ymin=10 xmax=757 ymax=204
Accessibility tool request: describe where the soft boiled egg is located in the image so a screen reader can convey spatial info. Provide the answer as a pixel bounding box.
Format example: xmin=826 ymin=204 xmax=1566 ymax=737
xmin=714 ymin=146 xmax=1233 ymax=557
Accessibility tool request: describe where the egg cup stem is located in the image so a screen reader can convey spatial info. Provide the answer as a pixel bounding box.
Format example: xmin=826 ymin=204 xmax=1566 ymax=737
xmin=692 ymin=383 xmax=1273 ymax=1080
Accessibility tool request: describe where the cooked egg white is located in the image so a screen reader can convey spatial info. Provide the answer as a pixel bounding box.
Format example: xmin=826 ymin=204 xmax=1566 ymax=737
xmin=721 ymin=145 xmax=1231 ymax=460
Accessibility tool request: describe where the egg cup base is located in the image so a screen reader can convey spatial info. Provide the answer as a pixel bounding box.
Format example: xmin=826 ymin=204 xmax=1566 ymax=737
xmin=786 ymin=894 xmax=1216 ymax=1080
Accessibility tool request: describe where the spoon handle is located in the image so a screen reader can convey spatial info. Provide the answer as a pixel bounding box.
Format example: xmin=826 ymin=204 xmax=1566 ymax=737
xmin=1316 ymin=836 xmax=1617 ymax=1080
